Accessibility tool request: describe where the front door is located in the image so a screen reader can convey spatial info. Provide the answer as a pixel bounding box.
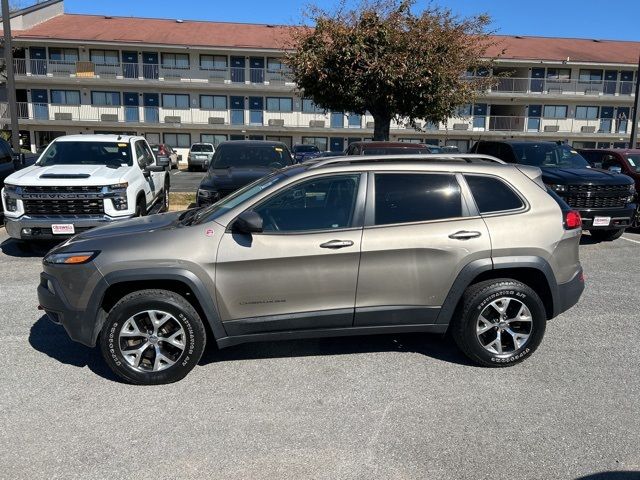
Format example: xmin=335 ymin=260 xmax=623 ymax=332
xmin=143 ymin=93 xmax=159 ymax=123
xmin=527 ymin=105 xmax=542 ymax=132
xmin=604 ymin=70 xmax=618 ymax=95
xmin=330 ymin=137 xmax=344 ymax=152
xmin=230 ymin=56 xmax=245 ymax=83
xmin=122 ymin=51 xmax=139 ymax=78
xmin=530 ymin=68 xmax=545 ymax=93
xmin=30 ymin=47 xmax=47 ymax=75
xmin=355 ymin=172 xmax=491 ymax=326
xmin=249 ymin=57 xmax=264 ymax=83
xmin=616 ymin=107 xmax=630 ymax=133
xmin=142 ymin=52 xmax=159 ymax=79
xmin=230 ymin=96 xmax=245 ymax=125
xmin=249 ymin=96 xmax=263 ymax=125
xmin=620 ymin=71 xmax=634 ymax=95
xmin=599 ymin=106 xmax=614 ymax=133
xmin=124 ymin=92 xmax=140 ymax=122
xmin=31 ymin=89 xmax=49 ymax=120
xmin=215 ymin=173 xmax=365 ymax=334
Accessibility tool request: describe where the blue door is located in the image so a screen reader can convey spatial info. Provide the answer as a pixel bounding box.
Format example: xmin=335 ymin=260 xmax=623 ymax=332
xmin=31 ymin=89 xmax=49 ymax=120
xmin=527 ymin=105 xmax=541 ymax=131
xmin=616 ymin=107 xmax=630 ymax=133
xmin=620 ymin=71 xmax=634 ymax=95
xmin=122 ymin=51 xmax=139 ymax=79
xmin=331 ymin=112 xmax=344 ymax=128
xmin=230 ymin=57 xmax=245 ymax=83
xmin=30 ymin=47 xmax=47 ymax=75
xmin=603 ymin=70 xmax=617 ymax=95
xmin=230 ymin=96 xmax=245 ymax=125
xmin=473 ymin=104 xmax=487 ymax=129
xmin=249 ymin=96 xmax=263 ymax=125
xmin=530 ymin=68 xmax=545 ymax=93
xmin=330 ymin=137 xmax=344 ymax=152
xmin=142 ymin=52 xmax=159 ymax=79
xmin=250 ymin=57 xmax=264 ymax=83
xmin=599 ymin=106 xmax=614 ymax=133
xmin=143 ymin=93 xmax=159 ymax=123
xmin=124 ymin=92 xmax=139 ymax=122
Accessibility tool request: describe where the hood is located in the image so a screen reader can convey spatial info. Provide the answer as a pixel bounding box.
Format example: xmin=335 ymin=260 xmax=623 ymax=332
xmin=541 ymin=167 xmax=634 ymax=185
xmin=199 ymin=167 xmax=274 ymax=190
xmin=5 ymin=163 xmax=128 ymax=187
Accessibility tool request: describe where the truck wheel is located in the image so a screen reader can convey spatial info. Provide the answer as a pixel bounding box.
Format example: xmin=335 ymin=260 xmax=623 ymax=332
xmin=589 ymin=229 xmax=624 ymax=241
xmin=161 ymin=182 xmax=170 ymax=212
xmin=451 ymin=279 xmax=546 ymax=368
xmin=135 ymin=197 xmax=146 ymax=217
xmin=631 ymin=206 xmax=640 ymax=230
xmin=99 ymin=289 xmax=207 ymax=385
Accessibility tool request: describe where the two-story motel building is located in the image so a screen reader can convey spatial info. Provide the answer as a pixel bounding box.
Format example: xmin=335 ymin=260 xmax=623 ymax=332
xmin=1 ymin=0 xmax=639 ymax=159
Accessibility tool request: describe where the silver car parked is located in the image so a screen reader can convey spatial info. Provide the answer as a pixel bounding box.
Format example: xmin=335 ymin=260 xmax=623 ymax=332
xmin=38 ymin=154 xmax=584 ymax=384
xmin=187 ymin=143 xmax=215 ymax=171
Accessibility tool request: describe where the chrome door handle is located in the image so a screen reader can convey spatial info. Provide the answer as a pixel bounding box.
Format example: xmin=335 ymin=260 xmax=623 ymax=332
xmin=449 ymin=230 xmax=482 ymax=240
xmin=320 ymin=240 xmax=354 ymax=249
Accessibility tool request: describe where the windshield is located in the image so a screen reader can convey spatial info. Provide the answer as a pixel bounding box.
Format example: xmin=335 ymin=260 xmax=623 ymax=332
xmin=189 ymin=171 xmax=289 ymax=225
xmin=150 ymin=145 xmax=160 ymax=152
xmin=294 ymin=145 xmax=320 ymax=153
xmin=211 ymin=144 xmax=293 ymax=169
xmin=625 ymin=154 xmax=640 ymax=172
xmin=191 ymin=144 xmax=214 ymax=153
xmin=511 ymin=144 xmax=589 ymax=169
xmin=37 ymin=141 xmax=132 ymax=167
xmin=362 ymin=147 xmax=433 ymax=155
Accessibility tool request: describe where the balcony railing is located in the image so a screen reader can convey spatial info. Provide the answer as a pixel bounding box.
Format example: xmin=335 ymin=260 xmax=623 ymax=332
xmin=2 ymin=102 xmax=637 ymax=135
xmin=12 ymin=58 xmax=295 ymax=85
xmin=489 ymin=77 xmax=635 ymax=96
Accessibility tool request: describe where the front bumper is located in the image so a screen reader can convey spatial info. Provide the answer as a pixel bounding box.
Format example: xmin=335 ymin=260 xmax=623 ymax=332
xmin=578 ymin=204 xmax=636 ymax=230
xmin=555 ymin=267 xmax=585 ymax=317
xmin=5 ymin=214 xmax=135 ymax=240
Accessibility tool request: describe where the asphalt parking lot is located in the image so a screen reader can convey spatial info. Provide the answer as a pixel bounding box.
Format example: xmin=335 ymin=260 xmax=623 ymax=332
xmin=0 ymin=227 xmax=639 ymax=480
xmin=170 ymin=167 xmax=207 ymax=192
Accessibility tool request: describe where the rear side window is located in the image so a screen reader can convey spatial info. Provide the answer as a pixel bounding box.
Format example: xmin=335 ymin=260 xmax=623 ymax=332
xmin=465 ymin=175 xmax=524 ymax=214
xmin=374 ymin=173 xmax=462 ymax=225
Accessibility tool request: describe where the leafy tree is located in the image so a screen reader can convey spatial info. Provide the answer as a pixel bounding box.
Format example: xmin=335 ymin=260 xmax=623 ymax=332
xmin=285 ymin=0 xmax=501 ymax=140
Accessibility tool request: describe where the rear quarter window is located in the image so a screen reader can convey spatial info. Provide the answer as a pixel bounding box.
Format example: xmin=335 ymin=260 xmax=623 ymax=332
xmin=465 ymin=175 xmax=524 ymax=214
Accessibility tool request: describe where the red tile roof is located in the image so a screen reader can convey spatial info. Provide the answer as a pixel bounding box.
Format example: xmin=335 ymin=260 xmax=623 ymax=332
xmin=6 ymin=13 xmax=640 ymax=65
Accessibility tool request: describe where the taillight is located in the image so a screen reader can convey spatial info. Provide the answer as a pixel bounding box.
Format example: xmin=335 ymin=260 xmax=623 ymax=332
xmin=565 ymin=210 xmax=582 ymax=230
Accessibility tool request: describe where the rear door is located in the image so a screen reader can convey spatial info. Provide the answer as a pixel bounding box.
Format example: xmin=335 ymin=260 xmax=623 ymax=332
xmin=355 ymin=171 xmax=491 ymax=326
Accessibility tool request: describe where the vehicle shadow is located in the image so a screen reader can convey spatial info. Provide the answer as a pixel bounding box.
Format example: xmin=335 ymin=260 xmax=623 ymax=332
xmin=0 ymin=238 xmax=58 ymax=258
xmin=200 ymin=332 xmax=476 ymax=367
xmin=28 ymin=315 xmax=121 ymax=383
xmin=579 ymin=234 xmax=600 ymax=246
xmin=576 ymin=473 xmax=640 ymax=480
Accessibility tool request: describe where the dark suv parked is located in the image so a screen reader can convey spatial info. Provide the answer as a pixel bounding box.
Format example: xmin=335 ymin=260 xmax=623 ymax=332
xmin=470 ymin=141 xmax=636 ymax=241
xmin=578 ymin=148 xmax=640 ymax=228
xmin=196 ymin=141 xmax=293 ymax=206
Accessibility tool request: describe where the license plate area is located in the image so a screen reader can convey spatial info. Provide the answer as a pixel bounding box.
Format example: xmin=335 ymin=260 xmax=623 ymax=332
xmin=593 ymin=216 xmax=611 ymax=227
xmin=51 ymin=224 xmax=75 ymax=235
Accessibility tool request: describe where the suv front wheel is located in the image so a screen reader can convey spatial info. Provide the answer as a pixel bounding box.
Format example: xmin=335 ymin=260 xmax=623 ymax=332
xmin=452 ymin=279 xmax=547 ymax=367
xmin=99 ymin=289 xmax=207 ymax=385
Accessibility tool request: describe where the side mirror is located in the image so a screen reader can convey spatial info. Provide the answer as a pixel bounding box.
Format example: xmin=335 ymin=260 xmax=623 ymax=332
xmin=155 ymin=155 xmax=170 ymax=168
xmin=608 ymin=166 xmax=622 ymax=174
xmin=233 ymin=210 xmax=263 ymax=234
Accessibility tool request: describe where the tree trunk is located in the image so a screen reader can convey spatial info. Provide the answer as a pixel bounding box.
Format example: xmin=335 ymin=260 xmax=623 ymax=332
xmin=372 ymin=113 xmax=391 ymax=141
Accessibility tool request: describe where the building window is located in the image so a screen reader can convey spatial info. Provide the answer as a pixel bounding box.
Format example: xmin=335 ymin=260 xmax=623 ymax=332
xmin=91 ymin=91 xmax=121 ymax=106
xmin=201 ymin=134 xmax=227 ymax=146
xmin=266 ymin=57 xmax=290 ymax=72
xmin=163 ymin=133 xmax=191 ymax=148
xmin=200 ymin=55 xmax=227 ymax=70
xmin=200 ymin=95 xmax=227 ymax=110
xmin=161 ymin=53 xmax=189 ymax=69
xmin=162 ymin=94 xmax=190 ymax=109
xmin=543 ymin=105 xmax=568 ymax=119
xmin=575 ymin=106 xmax=599 ymax=120
xmin=579 ymin=69 xmax=603 ymax=84
xmin=266 ymin=97 xmax=293 ymax=112
xmin=546 ymin=68 xmax=571 ymax=82
xmin=144 ymin=133 xmax=161 ymax=144
xmin=348 ymin=113 xmax=362 ymax=128
xmin=48 ymin=48 xmax=78 ymax=62
xmin=50 ymin=90 xmax=81 ymax=105
xmin=302 ymin=99 xmax=323 ymax=113
xmin=455 ymin=104 xmax=472 ymax=117
xmin=90 ymin=49 xmax=119 ymax=65
xmin=266 ymin=135 xmax=293 ymax=148
xmin=302 ymin=136 xmax=328 ymax=151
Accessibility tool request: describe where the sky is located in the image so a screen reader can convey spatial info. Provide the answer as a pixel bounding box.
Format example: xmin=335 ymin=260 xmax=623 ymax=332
xmin=61 ymin=0 xmax=640 ymax=41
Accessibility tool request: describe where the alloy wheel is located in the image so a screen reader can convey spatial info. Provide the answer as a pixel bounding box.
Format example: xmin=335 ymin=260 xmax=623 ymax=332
xmin=476 ymin=297 xmax=533 ymax=355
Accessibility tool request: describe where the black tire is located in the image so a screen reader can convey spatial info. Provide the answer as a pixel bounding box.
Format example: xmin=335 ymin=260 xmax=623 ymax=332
xmin=451 ymin=279 xmax=547 ymax=368
xmin=99 ymin=289 xmax=207 ymax=385
xmin=135 ymin=196 xmax=146 ymax=217
xmin=161 ymin=182 xmax=170 ymax=212
xmin=589 ymin=229 xmax=624 ymax=241
xmin=630 ymin=206 xmax=640 ymax=230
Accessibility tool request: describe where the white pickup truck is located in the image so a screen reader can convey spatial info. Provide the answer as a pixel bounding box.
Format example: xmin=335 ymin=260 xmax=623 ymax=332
xmin=1 ymin=134 xmax=170 ymax=241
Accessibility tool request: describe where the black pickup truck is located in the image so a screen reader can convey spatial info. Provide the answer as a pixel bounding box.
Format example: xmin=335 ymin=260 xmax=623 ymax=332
xmin=470 ymin=141 xmax=636 ymax=241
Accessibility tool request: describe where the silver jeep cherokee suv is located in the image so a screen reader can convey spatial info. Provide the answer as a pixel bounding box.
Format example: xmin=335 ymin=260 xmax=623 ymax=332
xmin=37 ymin=155 xmax=584 ymax=384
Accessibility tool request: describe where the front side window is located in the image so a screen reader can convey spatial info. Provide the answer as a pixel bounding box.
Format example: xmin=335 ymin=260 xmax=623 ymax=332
xmin=511 ymin=143 xmax=590 ymax=169
xmin=163 ymin=133 xmax=191 ymax=148
xmin=37 ymin=141 xmax=132 ymax=167
xmin=135 ymin=141 xmax=153 ymax=168
xmin=465 ymin=175 xmax=524 ymax=214
xmin=575 ymin=106 xmax=599 ymax=120
xmin=91 ymin=91 xmax=121 ymax=106
xmin=50 ymin=90 xmax=80 ymax=105
xmin=374 ymin=173 xmax=463 ymax=225
xmin=200 ymin=95 xmax=227 ymax=110
xmin=266 ymin=97 xmax=293 ymax=112
xmin=543 ymin=105 xmax=568 ymax=119
xmin=254 ymin=175 xmax=360 ymax=233
xmin=162 ymin=94 xmax=190 ymax=109
xmin=625 ymin=154 xmax=640 ymax=172
xmin=161 ymin=53 xmax=189 ymax=69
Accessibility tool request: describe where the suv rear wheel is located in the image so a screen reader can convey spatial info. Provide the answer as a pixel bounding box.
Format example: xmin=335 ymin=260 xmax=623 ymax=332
xmin=99 ymin=289 xmax=206 ymax=385
xmin=452 ymin=279 xmax=546 ymax=367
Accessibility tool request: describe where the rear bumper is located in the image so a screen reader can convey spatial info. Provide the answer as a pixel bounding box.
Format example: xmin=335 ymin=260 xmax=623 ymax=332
xmin=578 ymin=204 xmax=636 ymax=230
xmin=188 ymin=157 xmax=210 ymax=168
xmin=5 ymin=214 xmax=134 ymax=240
xmin=555 ymin=267 xmax=585 ymax=317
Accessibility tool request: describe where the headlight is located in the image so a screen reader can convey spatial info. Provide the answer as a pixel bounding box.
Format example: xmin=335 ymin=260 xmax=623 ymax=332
xmin=547 ymin=184 xmax=567 ymax=193
xmin=108 ymin=182 xmax=129 ymax=190
xmin=3 ymin=184 xmax=17 ymax=193
xmin=43 ymin=251 xmax=99 ymax=265
xmin=3 ymin=185 xmax=19 ymax=212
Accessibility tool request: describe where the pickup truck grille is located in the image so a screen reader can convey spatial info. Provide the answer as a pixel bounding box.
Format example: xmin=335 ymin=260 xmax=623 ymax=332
xmin=23 ymin=199 xmax=105 ymax=215
xmin=22 ymin=185 xmax=103 ymax=194
xmin=563 ymin=184 xmax=630 ymax=209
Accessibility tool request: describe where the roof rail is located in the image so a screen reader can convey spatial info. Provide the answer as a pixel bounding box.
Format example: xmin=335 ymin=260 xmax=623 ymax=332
xmin=308 ymin=153 xmax=506 ymax=169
